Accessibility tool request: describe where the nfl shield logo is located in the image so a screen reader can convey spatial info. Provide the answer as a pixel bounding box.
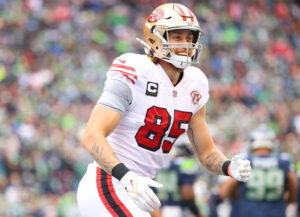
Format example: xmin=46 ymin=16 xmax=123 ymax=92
xmin=191 ymin=90 xmax=201 ymax=104
xmin=173 ymin=90 xmax=177 ymax=97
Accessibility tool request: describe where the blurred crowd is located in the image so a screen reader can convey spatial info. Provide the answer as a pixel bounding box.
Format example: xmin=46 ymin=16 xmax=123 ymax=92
xmin=0 ymin=0 xmax=299 ymax=216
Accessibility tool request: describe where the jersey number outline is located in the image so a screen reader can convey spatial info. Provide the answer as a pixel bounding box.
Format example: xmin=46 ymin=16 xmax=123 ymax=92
xmin=246 ymin=167 xmax=284 ymax=201
xmin=135 ymin=106 xmax=192 ymax=153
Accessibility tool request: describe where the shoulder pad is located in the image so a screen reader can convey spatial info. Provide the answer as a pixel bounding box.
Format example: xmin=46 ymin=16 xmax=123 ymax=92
xmin=279 ymin=152 xmax=292 ymax=162
xmin=179 ymin=158 xmax=198 ymax=174
xmin=185 ymin=66 xmax=208 ymax=85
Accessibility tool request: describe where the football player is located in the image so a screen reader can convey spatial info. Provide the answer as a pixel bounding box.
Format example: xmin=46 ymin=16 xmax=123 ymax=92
xmin=153 ymin=135 xmax=205 ymax=217
xmin=219 ymin=125 xmax=298 ymax=217
xmin=77 ymin=3 xmax=251 ymax=217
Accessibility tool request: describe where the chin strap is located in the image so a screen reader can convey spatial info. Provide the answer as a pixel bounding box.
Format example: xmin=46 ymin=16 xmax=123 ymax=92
xmin=163 ymin=55 xmax=192 ymax=69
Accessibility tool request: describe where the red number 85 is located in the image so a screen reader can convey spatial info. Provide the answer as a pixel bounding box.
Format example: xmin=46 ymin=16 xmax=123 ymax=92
xmin=135 ymin=106 xmax=192 ymax=153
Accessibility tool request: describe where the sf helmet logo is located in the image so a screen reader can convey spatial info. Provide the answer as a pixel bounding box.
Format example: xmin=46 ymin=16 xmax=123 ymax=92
xmin=148 ymin=9 xmax=164 ymax=22
xmin=191 ymin=90 xmax=201 ymax=104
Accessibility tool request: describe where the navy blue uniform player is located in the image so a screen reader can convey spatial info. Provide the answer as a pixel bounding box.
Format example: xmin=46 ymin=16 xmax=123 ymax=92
xmin=153 ymin=136 xmax=205 ymax=217
xmin=236 ymin=153 xmax=293 ymax=217
xmin=219 ymin=125 xmax=297 ymax=217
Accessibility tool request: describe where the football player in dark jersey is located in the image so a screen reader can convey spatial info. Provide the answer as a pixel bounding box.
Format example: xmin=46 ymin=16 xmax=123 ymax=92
xmin=219 ymin=125 xmax=298 ymax=217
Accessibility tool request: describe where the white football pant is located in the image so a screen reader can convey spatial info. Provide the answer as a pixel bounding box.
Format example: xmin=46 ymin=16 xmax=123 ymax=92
xmin=77 ymin=162 xmax=151 ymax=217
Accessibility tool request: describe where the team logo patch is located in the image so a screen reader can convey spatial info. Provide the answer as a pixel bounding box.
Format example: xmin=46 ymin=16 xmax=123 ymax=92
xmin=147 ymin=9 xmax=164 ymax=22
xmin=191 ymin=90 xmax=201 ymax=104
xmin=146 ymin=82 xmax=158 ymax=97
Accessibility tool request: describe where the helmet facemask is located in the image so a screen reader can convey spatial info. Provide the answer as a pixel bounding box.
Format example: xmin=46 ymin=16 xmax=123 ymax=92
xmin=158 ymin=27 xmax=202 ymax=68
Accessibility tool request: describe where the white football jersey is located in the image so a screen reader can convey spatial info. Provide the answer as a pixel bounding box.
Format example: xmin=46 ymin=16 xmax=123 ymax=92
xmin=104 ymin=53 xmax=209 ymax=178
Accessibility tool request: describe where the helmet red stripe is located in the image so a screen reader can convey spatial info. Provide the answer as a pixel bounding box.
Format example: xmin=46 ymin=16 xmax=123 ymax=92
xmin=174 ymin=4 xmax=187 ymax=21
xmin=185 ymin=7 xmax=195 ymax=22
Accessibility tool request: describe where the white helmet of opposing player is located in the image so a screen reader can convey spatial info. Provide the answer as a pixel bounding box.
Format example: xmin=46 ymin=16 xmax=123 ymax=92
xmin=172 ymin=134 xmax=194 ymax=157
xmin=249 ymin=124 xmax=276 ymax=150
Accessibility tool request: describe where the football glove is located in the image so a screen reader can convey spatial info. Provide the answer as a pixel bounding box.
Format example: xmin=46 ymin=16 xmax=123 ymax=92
xmin=120 ymin=171 xmax=162 ymax=212
xmin=229 ymin=155 xmax=251 ymax=182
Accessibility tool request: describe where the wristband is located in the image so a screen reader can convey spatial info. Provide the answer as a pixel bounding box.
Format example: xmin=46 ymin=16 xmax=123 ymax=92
xmin=111 ymin=163 xmax=130 ymax=180
xmin=222 ymin=160 xmax=231 ymax=176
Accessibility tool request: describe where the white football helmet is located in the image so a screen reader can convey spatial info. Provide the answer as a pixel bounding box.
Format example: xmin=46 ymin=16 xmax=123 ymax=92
xmin=249 ymin=124 xmax=276 ymax=150
xmin=142 ymin=3 xmax=203 ymax=69
xmin=172 ymin=134 xmax=194 ymax=157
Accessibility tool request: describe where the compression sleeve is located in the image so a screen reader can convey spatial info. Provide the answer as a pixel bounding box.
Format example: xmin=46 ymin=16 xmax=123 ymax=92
xmin=97 ymin=79 xmax=132 ymax=115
